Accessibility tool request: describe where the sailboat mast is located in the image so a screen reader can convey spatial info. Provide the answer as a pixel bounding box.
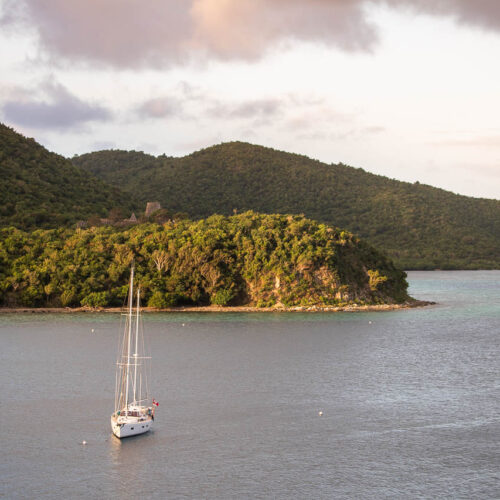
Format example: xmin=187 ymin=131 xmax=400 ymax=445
xmin=133 ymin=287 xmax=140 ymax=404
xmin=124 ymin=266 xmax=134 ymax=416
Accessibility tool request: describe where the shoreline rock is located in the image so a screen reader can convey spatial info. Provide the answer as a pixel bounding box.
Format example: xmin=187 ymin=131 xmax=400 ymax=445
xmin=0 ymin=300 xmax=435 ymax=314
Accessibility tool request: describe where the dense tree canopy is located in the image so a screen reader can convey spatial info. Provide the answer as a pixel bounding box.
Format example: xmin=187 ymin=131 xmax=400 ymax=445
xmin=0 ymin=123 xmax=137 ymax=230
xmin=0 ymin=212 xmax=410 ymax=308
xmin=74 ymin=142 xmax=500 ymax=270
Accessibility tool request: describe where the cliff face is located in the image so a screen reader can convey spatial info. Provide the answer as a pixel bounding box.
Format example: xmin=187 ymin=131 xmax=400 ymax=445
xmin=224 ymin=213 xmax=409 ymax=307
xmin=0 ymin=212 xmax=410 ymax=308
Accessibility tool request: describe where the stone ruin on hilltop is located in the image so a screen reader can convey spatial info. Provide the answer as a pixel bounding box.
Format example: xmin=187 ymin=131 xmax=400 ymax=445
xmin=145 ymin=202 xmax=161 ymax=217
xmin=77 ymin=202 xmax=162 ymax=228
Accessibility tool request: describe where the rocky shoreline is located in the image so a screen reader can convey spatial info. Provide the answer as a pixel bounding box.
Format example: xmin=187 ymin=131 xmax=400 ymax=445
xmin=0 ymin=300 xmax=435 ymax=314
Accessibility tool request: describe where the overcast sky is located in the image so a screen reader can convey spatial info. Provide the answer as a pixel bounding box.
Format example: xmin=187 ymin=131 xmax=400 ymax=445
xmin=1 ymin=0 xmax=499 ymax=199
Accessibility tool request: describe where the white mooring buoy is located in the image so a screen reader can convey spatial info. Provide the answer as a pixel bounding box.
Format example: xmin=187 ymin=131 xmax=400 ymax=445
xmin=82 ymin=440 xmax=87 ymax=445
xmin=318 ymin=411 xmax=323 ymax=416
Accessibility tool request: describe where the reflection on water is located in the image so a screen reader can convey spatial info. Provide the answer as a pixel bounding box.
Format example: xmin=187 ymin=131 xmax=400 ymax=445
xmin=108 ymin=431 xmax=158 ymax=494
xmin=1 ymin=271 xmax=499 ymax=499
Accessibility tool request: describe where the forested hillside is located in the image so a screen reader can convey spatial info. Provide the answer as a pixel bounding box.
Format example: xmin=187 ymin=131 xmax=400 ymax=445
xmin=0 ymin=123 xmax=137 ymax=229
xmin=0 ymin=212 xmax=410 ymax=308
xmin=73 ymin=142 xmax=500 ymax=269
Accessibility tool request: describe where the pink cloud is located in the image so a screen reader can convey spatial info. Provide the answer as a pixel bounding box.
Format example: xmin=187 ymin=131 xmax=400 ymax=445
xmin=190 ymin=0 xmax=377 ymax=59
xmin=21 ymin=0 xmax=193 ymax=66
xmin=2 ymin=0 xmax=377 ymax=66
xmin=4 ymin=0 xmax=500 ymax=67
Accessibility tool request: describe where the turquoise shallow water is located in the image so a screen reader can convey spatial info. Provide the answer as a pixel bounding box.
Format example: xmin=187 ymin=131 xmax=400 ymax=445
xmin=1 ymin=271 xmax=499 ymax=499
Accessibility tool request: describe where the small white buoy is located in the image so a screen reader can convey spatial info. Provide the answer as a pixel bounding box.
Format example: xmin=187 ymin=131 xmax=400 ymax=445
xmin=82 ymin=440 xmax=87 ymax=445
xmin=181 ymin=323 xmax=185 ymax=327
xmin=91 ymin=328 xmax=95 ymax=333
xmin=368 ymin=321 xmax=372 ymax=325
xmin=318 ymin=411 xmax=323 ymax=416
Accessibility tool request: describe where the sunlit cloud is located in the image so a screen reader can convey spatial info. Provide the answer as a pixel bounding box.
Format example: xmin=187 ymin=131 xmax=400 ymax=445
xmin=3 ymin=0 xmax=500 ymax=69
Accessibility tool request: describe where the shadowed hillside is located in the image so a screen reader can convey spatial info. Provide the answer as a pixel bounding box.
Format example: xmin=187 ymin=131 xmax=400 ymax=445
xmin=0 ymin=123 xmax=137 ymax=229
xmin=73 ymin=142 xmax=500 ymax=269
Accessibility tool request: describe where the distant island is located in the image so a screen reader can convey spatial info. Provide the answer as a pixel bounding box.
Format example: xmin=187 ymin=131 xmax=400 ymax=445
xmin=0 ymin=212 xmax=421 ymax=310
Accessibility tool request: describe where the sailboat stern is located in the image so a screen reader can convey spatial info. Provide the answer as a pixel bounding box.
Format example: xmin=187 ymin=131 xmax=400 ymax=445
xmin=111 ymin=411 xmax=153 ymax=439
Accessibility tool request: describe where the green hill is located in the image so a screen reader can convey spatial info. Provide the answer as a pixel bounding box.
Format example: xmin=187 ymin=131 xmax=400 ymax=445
xmin=73 ymin=142 xmax=500 ymax=269
xmin=0 ymin=212 xmax=410 ymax=308
xmin=0 ymin=123 xmax=137 ymax=229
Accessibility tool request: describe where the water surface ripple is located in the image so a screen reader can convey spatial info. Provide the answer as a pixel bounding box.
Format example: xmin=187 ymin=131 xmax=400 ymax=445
xmin=1 ymin=271 xmax=499 ymax=499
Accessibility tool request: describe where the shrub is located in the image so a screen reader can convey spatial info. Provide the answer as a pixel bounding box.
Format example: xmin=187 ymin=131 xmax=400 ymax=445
xmin=81 ymin=291 xmax=109 ymax=307
xmin=60 ymin=289 xmax=77 ymax=307
xmin=367 ymin=270 xmax=388 ymax=291
xmin=211 ymin=288 xmax=234 ymax=306
xmin=147 ymin=291 xmax=177 ymax=308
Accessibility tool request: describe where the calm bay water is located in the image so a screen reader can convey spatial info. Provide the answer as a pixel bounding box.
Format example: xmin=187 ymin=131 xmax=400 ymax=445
xmin=1 ymin=271 xmax=499 ymax=499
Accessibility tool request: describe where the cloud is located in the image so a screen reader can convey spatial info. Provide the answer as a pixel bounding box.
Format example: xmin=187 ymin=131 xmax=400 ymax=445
xmin=208 ymin=98 xmax=285 ymax=119
xmin=135 ymin=91 xmax=287 ymax=122
xmin=0 ymin=0 xmax=24 ymax=28
xmin=431 ymin=135 xmax=500 ymax=148
xmin=90 ymin=140 xmax=117 ymax=151
xmin=362 ymin=125 xmax=385 ymax=134
xmin=137 ymin=97 xmax=181 ymax=119
xmin=3 ymin=0 xmax=377 ymax=67
xmin=190 ymin=0 xmax=378 ymax=59
xmin=10 ymin=0 xmax=194 ymax=67
xmin=383 ymin=0 xmax=500 ymax=33
xmin=1 ymin=81 xmax=112 ymax=129
xmin=454 ymin=162 xmax=500 ymax=179
xmin=4 ymin=1 xmax=500 ymax=68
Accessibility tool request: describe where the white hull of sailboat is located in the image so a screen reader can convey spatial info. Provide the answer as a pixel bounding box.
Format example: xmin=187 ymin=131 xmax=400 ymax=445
xmin=111 ymin=415 xmax=153 ymax=439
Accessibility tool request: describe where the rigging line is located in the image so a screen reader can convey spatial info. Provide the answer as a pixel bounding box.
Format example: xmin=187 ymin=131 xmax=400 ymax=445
xmin=124 ymin=266 xmax=134 ymax=415
xmin=133 ymin=286 xmax=140 ymax=405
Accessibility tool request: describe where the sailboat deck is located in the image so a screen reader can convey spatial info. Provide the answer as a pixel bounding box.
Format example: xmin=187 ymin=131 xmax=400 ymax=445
xmin=112 ymin=412 xmax=152 ymax=424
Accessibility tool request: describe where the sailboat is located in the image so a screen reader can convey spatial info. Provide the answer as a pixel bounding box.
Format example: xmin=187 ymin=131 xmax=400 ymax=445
xmin=111 ymin=266 xmax=158 ymax=438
